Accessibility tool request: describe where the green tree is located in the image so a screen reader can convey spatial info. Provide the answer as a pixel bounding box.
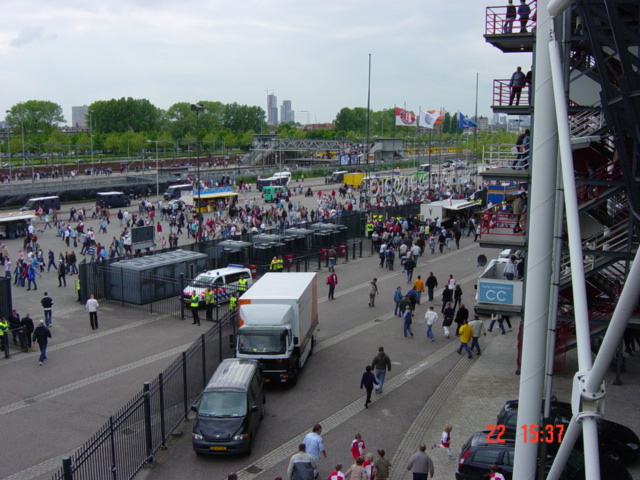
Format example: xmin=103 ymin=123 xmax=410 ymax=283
xmin=334 ymin=107 xmax=368 ymax=134
xmin=6 ymin=100 xmax=65 ymax=136
xmin=88 ymin=97 xmax=162 ymax=133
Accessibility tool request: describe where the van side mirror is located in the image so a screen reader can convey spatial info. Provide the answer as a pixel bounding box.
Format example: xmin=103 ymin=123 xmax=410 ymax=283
xmin=250 ymin=405 xmax=258 ymax=413
xmin=293 ymin=336 xmax=299 ymax=345
xmin=229 ymin=334 xmax=235 ymax=349
xmin=190 ymin=404 xmax=198 ymax=413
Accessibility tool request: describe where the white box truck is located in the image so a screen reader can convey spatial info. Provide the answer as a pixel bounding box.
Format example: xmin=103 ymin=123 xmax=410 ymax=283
xmin=236 ymin=272 xmax=318 ymax=385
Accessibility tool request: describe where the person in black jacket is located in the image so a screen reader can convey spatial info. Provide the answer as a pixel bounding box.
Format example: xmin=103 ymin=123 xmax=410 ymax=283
xmin=21 ymin=312 xmax=34 ymax=349
xmin=360 ymin=366 xmax=378 ymax=409
xmin=33 ymin=320 xmax=51 ymax=365
xmin=425 ymin=272 xmax=438 ymax=302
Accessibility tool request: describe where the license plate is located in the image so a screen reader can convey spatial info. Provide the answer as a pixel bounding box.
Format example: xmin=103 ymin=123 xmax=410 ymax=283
xmin=210 ymin=446 xmax=227 ymax=451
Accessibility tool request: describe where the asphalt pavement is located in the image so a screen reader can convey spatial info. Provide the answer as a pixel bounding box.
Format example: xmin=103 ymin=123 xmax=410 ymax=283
xmin=1 ymin=179 xmax=638 ymax=480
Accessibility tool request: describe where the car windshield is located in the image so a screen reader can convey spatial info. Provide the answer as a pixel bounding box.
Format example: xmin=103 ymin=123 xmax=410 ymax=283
xmin=198 ymin=392 xmax=247 ymax=418
xmin=238 ymin=331 xmax=287 ymax=354
xmin=191 ymin=275 xmax=214 ymax=288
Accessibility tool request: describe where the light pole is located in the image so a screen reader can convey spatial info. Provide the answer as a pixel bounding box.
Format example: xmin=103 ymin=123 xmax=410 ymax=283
xmin=88 ymin=112 xmax=94 ymax=179
xmin=191 ymin=104 xmax=205 ymax=243
xmin=4 ymin=111 xmax=12 ymax=178
xmin=146 ymin=139 xmax=167 ymax=197
xmin=127 ymin=139 xmax=132 ymax=167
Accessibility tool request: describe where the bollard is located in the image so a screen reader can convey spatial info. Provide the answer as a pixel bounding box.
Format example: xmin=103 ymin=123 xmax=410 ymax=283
xmin=143 ymin=383 xmax=154 ymax=464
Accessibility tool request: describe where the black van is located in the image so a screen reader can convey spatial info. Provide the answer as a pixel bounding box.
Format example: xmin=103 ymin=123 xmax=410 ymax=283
xmin=96 ymin=191 xmax=131 ymax=208
xmin=191 ymin=358 xmax=265 ymax=455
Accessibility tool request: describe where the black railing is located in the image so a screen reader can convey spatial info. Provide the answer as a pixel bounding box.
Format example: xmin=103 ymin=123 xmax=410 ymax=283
xmin=50 ymin=311 xmax=237 ymax=480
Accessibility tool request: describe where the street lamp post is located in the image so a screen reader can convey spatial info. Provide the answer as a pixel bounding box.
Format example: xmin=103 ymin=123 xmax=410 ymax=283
xmin=146 ymin=139 xmax=167 ymax=197
xmin=4 ymin=112 xmax=12 ymax=179
xmin=191 ymin=103 xmax=205 ymax=241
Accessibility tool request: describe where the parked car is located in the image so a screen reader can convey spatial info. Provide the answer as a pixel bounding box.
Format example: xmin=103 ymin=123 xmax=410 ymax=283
xmin=456 ymin=430 xmax=632 ymax=480
xmin=496 ymin=399 xmax=640 ymax=464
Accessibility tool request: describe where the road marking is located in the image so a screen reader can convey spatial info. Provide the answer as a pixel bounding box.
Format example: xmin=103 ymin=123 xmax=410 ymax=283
xmin=234 ymin=338 xmax=484 ymax=480
xmin=0 ymin=342 xmax=192 ymax=417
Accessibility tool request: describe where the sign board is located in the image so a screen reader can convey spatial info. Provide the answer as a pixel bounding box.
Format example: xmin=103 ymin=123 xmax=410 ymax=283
xmin=131 ymin=225 xmax=155 ymax=250
xmin=478 ymin=280 xmax=523 ymax=305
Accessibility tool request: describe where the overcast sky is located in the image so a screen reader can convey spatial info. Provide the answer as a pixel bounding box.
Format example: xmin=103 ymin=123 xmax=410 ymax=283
xmin=1 ymin=0 xmax=531 ymax=125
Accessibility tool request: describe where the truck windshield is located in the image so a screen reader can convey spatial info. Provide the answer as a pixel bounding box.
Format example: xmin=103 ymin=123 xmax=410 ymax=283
xmin=238 ymin=331 xmax=287 ymax=354
xmin=198 ymin=392 xmax=247 ymax=418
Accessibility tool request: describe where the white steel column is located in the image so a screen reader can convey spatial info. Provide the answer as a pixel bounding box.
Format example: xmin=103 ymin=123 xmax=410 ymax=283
xmin=512 ymin=0 xmax=559 ymax=477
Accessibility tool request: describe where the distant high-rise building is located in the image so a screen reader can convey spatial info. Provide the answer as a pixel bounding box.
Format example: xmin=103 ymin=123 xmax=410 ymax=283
xmin=297 ymin=111 xmax=310 ymax=125
xmin=476 ymin=116 xmax=489 ymax=131
xmin=72 ymin=105 xmax=89 ymax=129
xmin=267 ymin=94 xmax=278 ymax=125
xmin=280 ymin=100 xmax=294 ymax=124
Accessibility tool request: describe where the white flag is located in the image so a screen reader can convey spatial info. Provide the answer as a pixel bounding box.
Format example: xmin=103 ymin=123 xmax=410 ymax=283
xmin=419 ymin=110 xmax=441 ymax=129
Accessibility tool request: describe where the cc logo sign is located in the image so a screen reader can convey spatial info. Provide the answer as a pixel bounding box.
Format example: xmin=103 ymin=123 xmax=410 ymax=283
xmin=485 ymin=289 xmax=507 ymax=302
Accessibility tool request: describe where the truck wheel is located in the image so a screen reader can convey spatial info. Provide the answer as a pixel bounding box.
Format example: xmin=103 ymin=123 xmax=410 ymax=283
xmin=290 ymin=357 xmax=300 ymax=386
xmin=308 ymin=336 xmax=315 ymax=357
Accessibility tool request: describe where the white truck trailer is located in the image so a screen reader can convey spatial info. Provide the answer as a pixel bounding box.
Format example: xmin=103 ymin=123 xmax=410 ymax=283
xmin=236 ymin=272 xmax=318 ymax=385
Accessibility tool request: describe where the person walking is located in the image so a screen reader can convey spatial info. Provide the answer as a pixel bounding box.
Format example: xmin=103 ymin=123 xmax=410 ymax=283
xmin=404 ymin=254 xmax=415 ymax=283
xmin=442 ymin=302 xmax=455 ymax=338
xmin=57 ymin=259 xmax=66 ymax=287
xmin=432 ymin=424 xmax=454 ymax=460
xmin=189 ymin=290 xmax=200 ymax=325
xmin=368 ymin=278 xmax=378 ymax=307
xmin=287 ymin=443 xmax=317 ymax=480
xmin=204 ymin=286 xmax=214 ymax=321
xmin=406 ymin=444 xmax=435 ymax=480
xmin=454 ymin=302 xmax=469 ymax=336
xmin=303 ymin=424 xmax=326 ymax=476
xmin=328 ymin=465 xmax=345 ymax=480
xmin=350 ymin=434 xmax=366 ymax=460
xmin=327 ymin=246 xmax=337 ymax=272
xmin=41 ymin=292 xmax=54 ymax=327
xmin=413 ymin=275 xmax=425 ymax=304
xmin=469 ymin=315 xmax=486 ymax=355
xmin=425 ymin=273 xmax=438 ymax=302
xmin=373 ymin=450 xmax=392 ymax=480
xmin=327 ymin=271 xmax=338 ymax=300
xmin=360 ymin=365 xmax=378 ymax=409
xmin=371 ymin=346 xmax=391 ymax=394
xmin=344 ymin=457 xmax=366 ymax=480
xmin=393 ymin=286 xmax=403 ymax=316
xmin=403 ymin=305 xmax=414 ymax=338
xmin=456 ymin=319 xmax=474 ymax=358
xmin=86 ymin=294 xmax=100 ymax=330
xmin=453 ymin=285 xmax=463 ymax=311
xmin=425 ymin=306 xmax=438 ymax=342
xmin=33 ymin=320 xmax=51 ymax=366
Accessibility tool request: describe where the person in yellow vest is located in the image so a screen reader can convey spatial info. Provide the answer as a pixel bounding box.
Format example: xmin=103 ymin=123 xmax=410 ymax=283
xmin=0 ymin=317 xmax=8 ymax=354
xmin=229 ymin=293 xmax=238 ymax=313
xmin=238 ymin=277 xmax=248 ymax=294
xmin=270 ymin=256 xmax=278 ymax=271
xmin=277 ymin=255 xmax=284 ymax=271
xmin=76 ymin=277 xmax=81 ymax=303
xmin=204 ymin=286 xmax=214 ymax=321
xmin=366 ymin=222 xmax=374 ymax=238
xmin=190 ymin=291 xmax=200 ymax=326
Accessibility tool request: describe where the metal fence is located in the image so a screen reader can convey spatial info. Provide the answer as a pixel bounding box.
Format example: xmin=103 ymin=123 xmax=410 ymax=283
xmin=50 ymin=310 xmax=237 ymax=480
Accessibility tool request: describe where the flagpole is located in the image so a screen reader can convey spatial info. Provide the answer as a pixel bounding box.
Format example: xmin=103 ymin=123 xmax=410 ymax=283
xmin=365 ymin=53 xmax=372 ymax=208
xmin=474 ymin=72 xmax=479 ymax=174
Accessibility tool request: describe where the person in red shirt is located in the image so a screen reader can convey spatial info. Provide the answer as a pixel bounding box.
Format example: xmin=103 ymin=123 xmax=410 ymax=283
xmin=327 ymin=464 xmax=345 ymax=480
xmin=489 ymin=464 xmax=506 ymax=480
xmin=351 ymin=433 xmax=365 ymax=459
xmin=327 ymin=272 xmax=338 ymax=300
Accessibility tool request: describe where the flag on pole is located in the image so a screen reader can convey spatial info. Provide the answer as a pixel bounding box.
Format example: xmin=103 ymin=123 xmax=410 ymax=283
xmin=419 ymin=110 xmax=442 ymax=129
xmin=395 ymin=107 xmax=417 ymax=126
xmin=459 ymin=112 xmax=477 ymax=129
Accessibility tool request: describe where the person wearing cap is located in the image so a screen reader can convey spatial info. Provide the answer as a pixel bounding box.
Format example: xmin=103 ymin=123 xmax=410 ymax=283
xmin=32 ymin=320 xmax=51 ymax=366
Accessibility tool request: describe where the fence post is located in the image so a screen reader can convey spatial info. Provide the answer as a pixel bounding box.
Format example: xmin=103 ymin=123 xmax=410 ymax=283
xmin=143 ymin=383 xmax=154 ymax=464
xmin=182 ymin=352 xmax=189 ymax=420
xmin=359 ymin=240 xmax=363 ymax=258
xmin=179 ymin=274 xmax=185 ymax=319
xmin=318 ymin=252 xmax=322 ymax=271
xmin=158 ymin=372 xmax=167 ymax=448
xmin=217 ymin=306 xmax=223 ymax=363
xmin=62 ymin=456 xmax=73 ymax=480
xmin=344 ymin=245 xmax=349 ymax=264
xmin=109 ymin=416 xmax=117 ymax=480
xmin=201 ymin=335 xmax=207 ymax=389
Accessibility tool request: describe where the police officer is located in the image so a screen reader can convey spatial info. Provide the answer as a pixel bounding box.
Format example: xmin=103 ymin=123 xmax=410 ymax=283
xmin=0 ymin=317 xmax=8 ymax=354
xmin=204 ymin=286 xmax=214 ymax=321
xmin=229 ymin=293 xmax=238 ymax=313
xmin=190 ymin=291 xmax=200 ymax=326
xmin=366 ymin=222 xmax=374 ymax=238
xmin=270 ymin=256 xmax=278 ymax=271
xmin=238 ymin=277 xmax=248 ymax=294
xmin=76 ymin=277 xmax=81 ymax=303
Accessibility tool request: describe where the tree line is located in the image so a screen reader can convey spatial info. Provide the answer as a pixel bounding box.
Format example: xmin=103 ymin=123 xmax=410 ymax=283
xmin=3 ymin=99 xmax=516 ymax=158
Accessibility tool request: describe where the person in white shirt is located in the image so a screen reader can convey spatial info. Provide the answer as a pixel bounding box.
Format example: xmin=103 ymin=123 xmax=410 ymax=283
xmin=85 ymin=295 xmax=100 ymax=330
xmin=425 ymin=306 xmax=438 ymax=342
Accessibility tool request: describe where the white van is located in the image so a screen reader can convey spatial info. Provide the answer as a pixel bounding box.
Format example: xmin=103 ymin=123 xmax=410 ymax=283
xmin=164 ymin=184 xmax=194 ymax=200
xmin=183 ymin=265 xmax=253 ymax=307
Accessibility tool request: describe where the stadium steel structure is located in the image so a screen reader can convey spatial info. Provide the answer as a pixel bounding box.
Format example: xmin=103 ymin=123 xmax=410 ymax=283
xmin=486 ymin=1 xmax=640 ymax=479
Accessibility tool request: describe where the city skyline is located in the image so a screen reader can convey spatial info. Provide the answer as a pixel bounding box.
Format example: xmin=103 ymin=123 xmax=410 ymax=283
xmin=2 ymin=1 xmax=531 ymax=126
